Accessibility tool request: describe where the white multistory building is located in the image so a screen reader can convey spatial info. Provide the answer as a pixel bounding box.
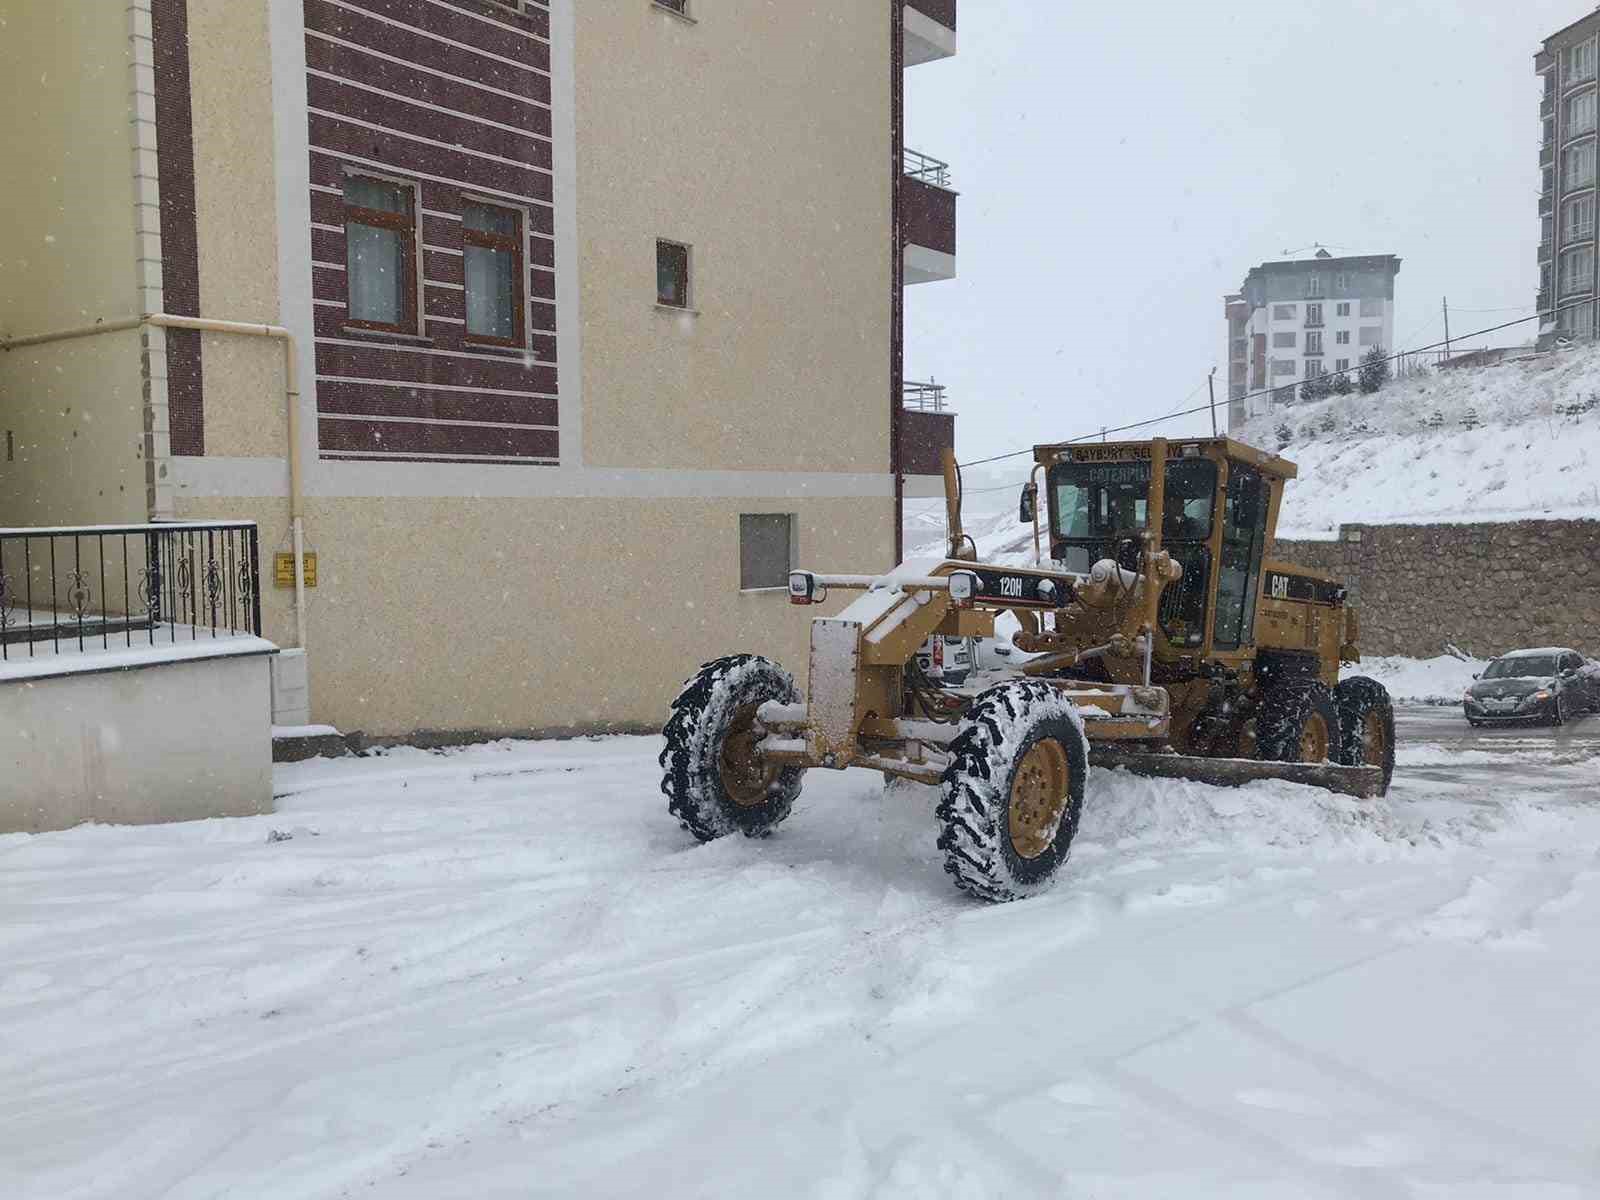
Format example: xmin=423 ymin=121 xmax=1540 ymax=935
xmin=1223 ymin=250 xmax=1401 ymax=430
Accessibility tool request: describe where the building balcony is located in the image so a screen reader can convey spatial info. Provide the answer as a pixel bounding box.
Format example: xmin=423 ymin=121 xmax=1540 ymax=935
xmin=904 ymin=0 xmax=956 ymax=66
xmin=1543 ymin=95 xmax=1556 ymax=119
xmin=900 ymin=381 xmax=956 ymax=485
xmin=1538 ymin=290 xmax=1551 ymax=314
xmin=902 ymin=149 xmax=957 ymax=285
xmin=1540 ymin=239 xmax=1554 ymax=263
xmin=1540 ymin=192 xmax=1554 ymax=216
xmin=1542 ymin=141 xmax=1555 ymax=168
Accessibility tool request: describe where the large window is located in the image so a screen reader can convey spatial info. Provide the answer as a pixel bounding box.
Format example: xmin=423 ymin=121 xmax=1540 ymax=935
xmin=463 ymin=201 xmax=524 ymax=346
xmin=1271 ymin=359 xmax=1296 ymax=377
xmin=1568 ymin=88 xmax=1597 ymax=138
xmin=1305 ymin=331 xmax=1323 ymax=355
xmin=740 ymin=514 xmax=794 ymax=590
xmin=1335 ymin=330 xmax=1351 ymax=345
xmin=1046 ymin=458 xmax=1216 ymax=585
xmin=1272 ymin=331 xmax=1296 ymax=348
xmin=1360 ymin=297 xmax=1385 ymax=318
xmin=1565 ymin=38 xmax=1597 ymax=85
xmin=344 ymin=176 xmax=416 ymax=332
xmin=1566 ymin=193 xmax=1596 ymax=243
xmin=1561 ymin=244 xmax=1595 ymax=293
xmin=1305 ymin=303 xmax=1324 ymax=327
xmin=1558 ymin=300 xmax=1595 ymax=336
xmin=1272 ymin=304 xmax=1296 ymax=321
xmin=1565 ymin=140 xmax=1596 ymax=190
xmin=1306 ymin=275 xmax=1323 ymax=298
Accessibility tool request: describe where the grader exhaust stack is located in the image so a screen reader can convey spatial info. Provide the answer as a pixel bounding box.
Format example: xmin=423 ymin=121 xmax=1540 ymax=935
xmin=661 ymin=436 xmax=1394 ymax=902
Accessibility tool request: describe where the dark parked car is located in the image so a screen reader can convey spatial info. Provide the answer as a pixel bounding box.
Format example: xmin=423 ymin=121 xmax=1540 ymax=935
xmin=1463 ymin=648 xmax=1600 ymax=726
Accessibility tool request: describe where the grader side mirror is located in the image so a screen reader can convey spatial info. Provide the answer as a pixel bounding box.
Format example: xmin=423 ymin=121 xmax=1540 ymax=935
xmin=1019 ymin=481 xmax=1037 ymax=524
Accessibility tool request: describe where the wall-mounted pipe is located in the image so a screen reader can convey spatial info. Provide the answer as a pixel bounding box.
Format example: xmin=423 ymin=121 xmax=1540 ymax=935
xmin=1 ymin=313 xmax=308 ymax=648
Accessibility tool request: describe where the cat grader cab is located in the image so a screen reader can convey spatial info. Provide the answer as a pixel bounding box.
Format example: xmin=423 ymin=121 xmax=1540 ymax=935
xmin=660 ymin=437 xmax=1395 ymax=902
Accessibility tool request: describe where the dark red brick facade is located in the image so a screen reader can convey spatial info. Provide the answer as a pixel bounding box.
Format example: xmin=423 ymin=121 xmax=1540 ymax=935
xmin=151 ymin=0 xmax=205 ymax=456
xmin=304 ymin=0 xmax=559 ymax=464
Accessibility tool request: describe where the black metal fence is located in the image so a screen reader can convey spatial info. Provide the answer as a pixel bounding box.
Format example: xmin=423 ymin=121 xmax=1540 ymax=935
xmin=0 ymin=521 xmax=261 ymax=660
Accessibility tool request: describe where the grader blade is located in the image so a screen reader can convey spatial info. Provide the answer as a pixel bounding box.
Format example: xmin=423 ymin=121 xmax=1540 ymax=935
xmin=1088 ymin=747 xmax=1386 ymax=800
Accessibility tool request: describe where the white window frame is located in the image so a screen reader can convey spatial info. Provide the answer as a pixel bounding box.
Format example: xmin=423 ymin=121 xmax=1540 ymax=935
xmin=1566 ymin=38 xmax=1597 ymax=86
xmin=1273 ymin=304 xmax=1297 ymax=321
xmin=1335 ymin=302 xmax=1350 ymax=317
xmin=1335 ymin=358 xmax=1350 ymax=373
xmin=1306 ymin=275 xmax=1324 ymax=298
xmin=1568 ymin=88 xmax=1597 ymax=138
xmin=1566 ymin=193 xmax=1596 ymax=243
xmin=1565 ymin=140 xmax=1596 ymax=190
xmin=1305 ymin=331 xmax=1323 ymax=355
xmin=1335 ymin=330 xmax=1351 ymax=345
xmin=1560 ymin=244 xmax=1595 ymax=294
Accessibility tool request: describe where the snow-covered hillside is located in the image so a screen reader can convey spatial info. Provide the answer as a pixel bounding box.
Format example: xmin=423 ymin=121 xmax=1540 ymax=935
xmin=1235 ymin=344 xmax=1600 ymax=538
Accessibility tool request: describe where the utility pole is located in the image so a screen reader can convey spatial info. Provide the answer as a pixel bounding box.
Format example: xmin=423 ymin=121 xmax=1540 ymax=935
xmin=1207 ymin=367 xmax=1218 ymax=437
xmin=1442 ymin=296 xmax=1452 ymax=363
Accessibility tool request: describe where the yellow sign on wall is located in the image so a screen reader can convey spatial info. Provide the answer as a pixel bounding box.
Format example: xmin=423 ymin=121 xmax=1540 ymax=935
xmin=273 ymin=552 xmax=318 ymax=588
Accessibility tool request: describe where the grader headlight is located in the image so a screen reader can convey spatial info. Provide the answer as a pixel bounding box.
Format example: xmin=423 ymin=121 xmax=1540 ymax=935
xmin=948 ymin=570 xmax=978 ymax=609
xmin=789 ymin=571 xmax=821 ymax=605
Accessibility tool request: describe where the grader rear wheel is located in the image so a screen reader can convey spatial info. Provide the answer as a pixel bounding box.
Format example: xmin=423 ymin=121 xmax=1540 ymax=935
xmin=1333 ymin=675 xmax=1396 ymax=795
xmin=1255 ymin=679 xmax=1340 ymax=766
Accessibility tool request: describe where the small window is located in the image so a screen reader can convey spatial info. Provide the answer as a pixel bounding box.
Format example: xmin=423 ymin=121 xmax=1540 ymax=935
xmin=344 ymin=176 xmax=416 ymax=332
xmin=1335 ymin=302 xmax=1351 ymax=317
xmin=1305 ymin=303 xmax=1324 ymax=327
xmin=1333 ymin=272 xmax=1349 ymax=292
xmin=463 ymin=200 xmax=524 ymax=346
xmin=740 ymin=514 xmax=794 ymax=590
xmin=1335 ymin=358 xmax=1350 ymax=372
xmin=1305 ymin=359 xmax=1323 ymax=378
xmin=1305 ymin=331 xmax=1323 ymax=355
xmin=657 ymin=239 xmax=691 ymax=308
xmin=1335 ymin=330 xmax=1351 ymax=345
xmin=1306 ymin=275 xmax=1324 ymax=298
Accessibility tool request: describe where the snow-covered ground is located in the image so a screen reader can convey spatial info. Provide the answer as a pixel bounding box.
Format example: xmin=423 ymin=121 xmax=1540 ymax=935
xmin=1344 ymin=655 xmax=1486 ymax=707
xmin=5 ymin=729 xmax=1600 ymax=1198
xmin=1235 ymin=344 xmax=1600 ymax=538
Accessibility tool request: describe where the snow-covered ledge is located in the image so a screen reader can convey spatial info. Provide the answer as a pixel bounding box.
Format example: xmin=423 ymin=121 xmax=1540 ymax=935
xmin=0 ymin=637 xmax=277 ymax=834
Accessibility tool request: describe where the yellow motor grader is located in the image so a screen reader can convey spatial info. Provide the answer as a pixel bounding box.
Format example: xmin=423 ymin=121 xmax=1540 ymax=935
xmin=661 ymin=436 xmax=1394 ymax=902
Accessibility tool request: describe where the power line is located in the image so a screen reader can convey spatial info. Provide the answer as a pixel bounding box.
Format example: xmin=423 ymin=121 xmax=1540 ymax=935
xmin=956 ymin=300 xmax=1581 ymax=469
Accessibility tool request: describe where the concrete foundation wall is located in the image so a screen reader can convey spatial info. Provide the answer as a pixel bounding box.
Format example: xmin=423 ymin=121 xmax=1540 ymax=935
xmin=0 ymin=654 xmax=274 ymax=834
xmin=1274 ymin=520 xmax=1600 ymax=659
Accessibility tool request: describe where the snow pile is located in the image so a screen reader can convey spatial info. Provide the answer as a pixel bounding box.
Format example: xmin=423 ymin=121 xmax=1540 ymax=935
xmin=1343 ymin=654 xmax=1487 ymax=706
xmin=1235 ymin=343 xmax=1600 ymax=537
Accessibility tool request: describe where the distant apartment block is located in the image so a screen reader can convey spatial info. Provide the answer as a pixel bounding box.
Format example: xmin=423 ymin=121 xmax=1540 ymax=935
xmin=1222 ymin=250 xmax=1401 ymax=430
xmin=1537 ymin=8 xmax=1600 ymax=345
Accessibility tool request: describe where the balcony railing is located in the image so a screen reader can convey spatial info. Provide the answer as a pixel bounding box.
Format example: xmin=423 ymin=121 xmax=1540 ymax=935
xmin=0 ymin=521 xmax=261 ymax=661
xmin=1540 ymin=239 xmax=1554 ymax=263
xmin=1542 ymin=142 xmax=1555 ymax=168
xmin=1543 ymin=95 xmax=1556 ymax=119
xmin=903 ymin=148 xmax=953 ymax=189
xmin=904 ymin=380 xmax=951 ymax=413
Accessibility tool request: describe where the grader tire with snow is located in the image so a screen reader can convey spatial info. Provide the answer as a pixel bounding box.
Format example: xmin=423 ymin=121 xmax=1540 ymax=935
xmin=1333 ymin=676 xmax=1396 ymax=795
xmin=1255 ymin=679 xmax=1340 ymax=765
xmin=936 ymin=680 xmax=1089 ymax=903
xmin=661 ymin=655 xmax=805 ymax=842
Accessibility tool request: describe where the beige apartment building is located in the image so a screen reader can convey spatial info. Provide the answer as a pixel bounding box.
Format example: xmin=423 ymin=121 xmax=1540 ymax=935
xmin=0 ymin=0 xmax=960 ymax=737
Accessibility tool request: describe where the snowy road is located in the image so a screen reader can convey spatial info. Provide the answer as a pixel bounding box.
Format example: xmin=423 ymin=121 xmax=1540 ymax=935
xmin=3 ymin=711 xmax=1599 ymax=1199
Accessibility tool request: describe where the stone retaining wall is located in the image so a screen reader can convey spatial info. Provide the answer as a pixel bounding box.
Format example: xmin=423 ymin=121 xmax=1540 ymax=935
xmin=1272 ymin=520 xmax=1600 ymax=659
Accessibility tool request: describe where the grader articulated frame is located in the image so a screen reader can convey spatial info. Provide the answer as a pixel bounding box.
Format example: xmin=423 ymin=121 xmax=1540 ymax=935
xmin=660 ymin=436 xmax=1393 ymax=901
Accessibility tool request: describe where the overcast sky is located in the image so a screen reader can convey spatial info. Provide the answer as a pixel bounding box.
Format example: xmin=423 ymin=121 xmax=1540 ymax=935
xmin=905 ymin=0 xmax=1589 ymax=494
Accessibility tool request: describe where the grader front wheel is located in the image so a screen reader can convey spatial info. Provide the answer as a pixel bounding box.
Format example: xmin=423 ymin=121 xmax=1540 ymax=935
xmin=661 ymin=655 xmax=805 ymax=842
xmin=937 ymin=681 xmax=1089 ymax=903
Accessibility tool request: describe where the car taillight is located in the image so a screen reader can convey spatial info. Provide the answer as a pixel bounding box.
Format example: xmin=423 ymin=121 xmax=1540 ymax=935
xmin=933 ymin=639 xmax=944 ymax=668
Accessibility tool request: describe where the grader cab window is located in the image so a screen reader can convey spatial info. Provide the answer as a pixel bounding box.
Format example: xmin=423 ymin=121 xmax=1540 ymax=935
xmin=1155 ymin=459 xmax=1217 ymax=647
xmin=1048 ymin=457 xmax=1218 ymax=620
xmin=1214 ymin=463 xmax=1270 ymax=649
